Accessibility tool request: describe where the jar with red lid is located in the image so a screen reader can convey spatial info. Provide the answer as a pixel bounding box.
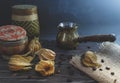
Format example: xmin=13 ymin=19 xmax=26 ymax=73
xmin=0 ymin=25 xmax=28 ymax=59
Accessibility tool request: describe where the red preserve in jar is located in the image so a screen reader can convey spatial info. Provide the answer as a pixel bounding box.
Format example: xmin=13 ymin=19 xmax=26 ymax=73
xmin=0 ymin=25 xmax=28 ymax=59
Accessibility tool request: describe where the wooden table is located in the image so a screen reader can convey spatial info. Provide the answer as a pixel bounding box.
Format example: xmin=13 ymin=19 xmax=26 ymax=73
xmin=0 ymin=40 xmax=100 ymax=83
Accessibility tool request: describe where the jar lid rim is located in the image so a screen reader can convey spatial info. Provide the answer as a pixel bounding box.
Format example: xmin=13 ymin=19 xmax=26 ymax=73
xmin=12 ymin=5 xmax=37 ymax=9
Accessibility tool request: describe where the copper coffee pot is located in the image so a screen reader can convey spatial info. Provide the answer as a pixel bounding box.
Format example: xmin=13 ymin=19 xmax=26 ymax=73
xmin=56 ymin=22 xmax=116 ymax=49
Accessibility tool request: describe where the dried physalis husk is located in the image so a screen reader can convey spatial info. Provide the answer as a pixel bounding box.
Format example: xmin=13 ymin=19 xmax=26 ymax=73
xmin=36 ymin=48 xmax=56 ymax=61
xmin=8 ymin=55 xmax=33 ymax=71
xmin=35 ymin=60 xmax=55 ymax=76
xmin=81 ymin=51 xmax=101 ymax=68
xmin=28 ymin=37 xmax=42 ymax=55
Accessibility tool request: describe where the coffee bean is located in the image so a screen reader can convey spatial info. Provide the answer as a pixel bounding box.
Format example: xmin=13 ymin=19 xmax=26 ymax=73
xmin=87 ymin=46 xmax=91 ymax=49
xmin=99 ymin=69 xmax=103 ymax=71
xmin=111 ymin=72 xmax=114 ymax=75
xmin=114 ymin=79 xmax=117 ymax=83
xmin=101 ymin=59 xmax=104 ymax=63
xmin=106 ymin=67 xmax=110 ymax=70
xmin=92 ymin=67 xmax=97 ymax=71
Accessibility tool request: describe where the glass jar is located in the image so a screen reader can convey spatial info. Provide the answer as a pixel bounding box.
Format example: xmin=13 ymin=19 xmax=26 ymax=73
xmin=0 ymin=25 xmax=28 ymax=60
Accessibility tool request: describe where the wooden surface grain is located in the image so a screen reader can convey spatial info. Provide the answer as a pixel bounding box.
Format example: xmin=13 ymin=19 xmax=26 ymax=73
xmin=0 ymin=40 xmax=99 ymax=83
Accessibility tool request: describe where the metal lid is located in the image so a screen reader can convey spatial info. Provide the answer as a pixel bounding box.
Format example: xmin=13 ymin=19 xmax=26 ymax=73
xmin=58 ymin=22 xmax=77 ymax=28
xmin=12 ymin=5 xmax=37 ymax=15
xmin=0 ymin=25 xmax=26 ymax=41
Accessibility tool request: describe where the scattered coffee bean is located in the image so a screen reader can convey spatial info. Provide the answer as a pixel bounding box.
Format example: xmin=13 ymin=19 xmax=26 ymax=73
xmin=101 ymin=59 xmax=104 ymax=63
xmin=106 ymin=67 xmax=110 ymax=70
xmin=92 ymin=67 xmax=97 ymax=71
xmin=114 ymin=79 xmax=117 ymax=83
xmin=99 ymin=69 xmax=103 ymax=71
xmin=87 ymin=46 xmax=90 ymax=49
xmin=111 ymin=72 xmax=115 ymax=76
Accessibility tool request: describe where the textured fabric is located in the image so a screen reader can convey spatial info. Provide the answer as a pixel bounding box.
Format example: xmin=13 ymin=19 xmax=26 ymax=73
xmin=12 ymin=20 xmax=40 ymax=38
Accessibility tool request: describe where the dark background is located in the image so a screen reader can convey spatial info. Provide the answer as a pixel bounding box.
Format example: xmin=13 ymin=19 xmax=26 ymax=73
xmin=0 ymin=0 xmax=120 ymax=42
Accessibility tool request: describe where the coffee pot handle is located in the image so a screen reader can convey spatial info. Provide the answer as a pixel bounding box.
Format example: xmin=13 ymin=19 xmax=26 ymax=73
xmin=77 ymin=34 xmax=116 ymax=43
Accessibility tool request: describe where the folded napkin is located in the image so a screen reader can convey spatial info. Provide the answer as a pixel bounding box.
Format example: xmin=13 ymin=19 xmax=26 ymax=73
xmin=70 ymin=42 xmax=120 ymax=83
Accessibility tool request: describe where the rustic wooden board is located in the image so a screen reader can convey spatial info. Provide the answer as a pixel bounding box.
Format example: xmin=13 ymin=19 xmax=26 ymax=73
xmin=0 ymin=40 xmax=99 ymax=83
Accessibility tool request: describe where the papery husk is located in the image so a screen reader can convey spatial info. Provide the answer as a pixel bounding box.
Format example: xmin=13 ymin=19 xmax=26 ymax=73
xmin=8 ymin=55 xmax=33 ymax=71
xmin=9 ymin=65 xmax=32 ymax=71
xmin=24 ymin=56 xmax=33 ymax=62
xmin=81 ymin=51 xmax=101 ymax=68
xmin=35 ymin=60 xmax=55 ymax=76
xmin=28 ymin=37 xmax=42 ymax=55
xmin=36 ymin=48 xmax=56 ymax=61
